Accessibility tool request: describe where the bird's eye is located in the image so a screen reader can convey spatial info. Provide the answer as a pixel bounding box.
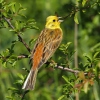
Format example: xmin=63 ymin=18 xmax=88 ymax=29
xmin=53 ymin=19 xmax=56 ymax=22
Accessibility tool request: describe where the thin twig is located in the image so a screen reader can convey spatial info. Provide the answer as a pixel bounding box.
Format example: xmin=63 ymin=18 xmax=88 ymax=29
xmin=21 ymin=90 xmax=29 ymax=100
xmin=61 ymin=5 xmax=91 ymax=20
xmin=17 ymin=54 xmax=29 ymax=59
xmin=54 ymin=65 xmax=87 ymax=75
xmin=0 ymin=54 xmax=29 ymax=60
xmin=18 ymin=34 xmax=31 ymax=52
xmin=61 ymin=8 xmax=80 ymax=20
xmin=3 ymin=17 xmax=31 ymax=53
xmin=3 ymin=17 xmax=14 ymax=29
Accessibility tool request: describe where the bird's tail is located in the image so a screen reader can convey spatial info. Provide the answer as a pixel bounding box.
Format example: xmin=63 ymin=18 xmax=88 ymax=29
xmin=22 ymin=68 xmax=38 ymax=90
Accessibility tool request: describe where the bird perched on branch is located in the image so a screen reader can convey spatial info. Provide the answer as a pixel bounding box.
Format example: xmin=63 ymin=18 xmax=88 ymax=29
xmin=22 ymin=15 xmax=63 ymax=90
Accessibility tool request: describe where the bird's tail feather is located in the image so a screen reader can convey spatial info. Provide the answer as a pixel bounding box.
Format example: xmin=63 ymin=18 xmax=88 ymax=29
xmin=22 ymin=68 xmax=38 ymax=90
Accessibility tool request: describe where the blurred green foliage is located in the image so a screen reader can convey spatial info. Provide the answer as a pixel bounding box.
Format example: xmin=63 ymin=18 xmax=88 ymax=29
xmin=0 ymin=0 xmax=100 ymax=100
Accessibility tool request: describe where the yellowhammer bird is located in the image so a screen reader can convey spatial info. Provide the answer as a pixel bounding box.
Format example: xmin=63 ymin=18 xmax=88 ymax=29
xmin=22 ymin=15 xmax=63 ymax=90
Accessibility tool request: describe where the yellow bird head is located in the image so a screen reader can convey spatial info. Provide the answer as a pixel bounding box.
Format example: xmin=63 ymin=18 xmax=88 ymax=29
xmin=45 ymin=16 xmax=63 ymax=29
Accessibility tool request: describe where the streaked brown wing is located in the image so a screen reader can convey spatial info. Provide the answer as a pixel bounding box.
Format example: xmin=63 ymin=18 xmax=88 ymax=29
xmin=31 ymin=28 xmax=62 ymax=70
xmin=39 ymin=28 xmax=63 ymax=67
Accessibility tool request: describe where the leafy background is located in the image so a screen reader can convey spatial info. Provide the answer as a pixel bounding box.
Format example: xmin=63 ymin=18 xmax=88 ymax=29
xmin=0 ymin=0 xmax=100 ymax=100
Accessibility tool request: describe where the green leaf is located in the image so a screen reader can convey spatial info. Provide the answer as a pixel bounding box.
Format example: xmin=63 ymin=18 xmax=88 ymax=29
xmin=3 ymin=21 xmax=8 ymax=28
xmin=18 ymin=13 xmax=26 ymax=18
xmin=15 ymin=21 xmax=19 ymax=30
xmin=3 ymin=49 xmax=9 ymax=56
xmin=9 ymin=29 xmax=15 ymax=32
xmin=27 ymin=19 xmax=35 ymax=23
xmin=17 ymin=73 xmax=24 ymax=80
xmin=2 ymin=61 xmax=7 ymax=67
xmin=62 ymin=76 xmax=74 ymax=87
xmin=30 ymin=25 xmax=39 ymax=30
xmin=65 ymin=42 xmax=72 ymax=49
xmin=9 ymin=55 xmax=17 ymax=60
xmin=2 ymin=12 xmax=7 ymax=17
xmin=58 ymin=95 xmax=65 ymax=100
xmin=6 ymin=96 xmax=13 ymax=100
xmin=83 ymin=53 xmax=92 ymax=63
xmin=14 ymin=80 xmax=23 ymax=85
xmin=93 ymin=52 xmax=100 ymax=59
xmin=91 ymin=43 xmax=100 ymax=51
xmin=8 ymin=2 xmax=16 ymax=7
xmin=8 ymin=87 xmax=18 ymax=91
xmin=11 ymin=3 xmax=16 ymax=13
xmin=12 ymin=61 xmax=17 ymax=67
xmin=82 ymin=0 xmax=87 ymax=7
xmin=29 ymin=38 xmax=36 ymax=46
xmin=59 ymin=42 xmax=71 ymax=50
xmin=17 ymin=3 xmax=26 ymax=14
xmin=74 ymin=12 xmax=79 ymax=24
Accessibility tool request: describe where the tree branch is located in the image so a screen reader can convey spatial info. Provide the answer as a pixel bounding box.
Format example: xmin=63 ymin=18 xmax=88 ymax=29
xmin=21 ymin=90 xmax=29 ymax=100
xmin=54 ymin=65 xmax=87 ymax=75
xmin=17 ymin=54 xmax=29 ymax=59
xmin=17 ymin=34 xmax=31 ymax=53
xmin=3 ymin=17 xmax=31 ymax=53
xmin=61 ymin=5 xmax=90 ymax=20
xmin=0 ymin=54 xmax=29 ymax=60
xmin=3 ymin=17 xmax=14 ymax=29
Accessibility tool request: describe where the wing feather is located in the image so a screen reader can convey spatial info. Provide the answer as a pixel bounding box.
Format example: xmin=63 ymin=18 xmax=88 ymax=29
xmin=31 ymin=28 xmax=62 ymax=69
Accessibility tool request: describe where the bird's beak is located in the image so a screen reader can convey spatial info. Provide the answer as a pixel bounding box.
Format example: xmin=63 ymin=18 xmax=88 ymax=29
xmin=58 ymin=17 xmax=63 ymax=22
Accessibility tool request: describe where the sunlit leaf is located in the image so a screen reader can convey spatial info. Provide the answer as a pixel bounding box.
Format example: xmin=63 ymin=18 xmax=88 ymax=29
xmin=14 ymin=80 xmax=23 ymax=85
xmin=83 ymin=53 xmax=92 ymax=63
xmin=12 ymin=61 xmax=17 ymax=67
xmin=93 ymin=52 xmax=99 ymax=59
xmin=8 ymin=87 xmax=18 ymax=91
xmin=18 ymin=13 xmax=26 ymax=18
xmin=18 ymin=3 xmax=26 ymax=13
xmin=7 ymin=2 xmax=16 ymax=7
xmin=82 ymin=0 xmax=87 ymax=7
xmin=9 ymin=29 xmax=15 ymax=32
xmin=6 ymin=96 xmax=13 ymax=99
xmin=29 ymin=38 xmax=36 ymax=46
xmin=29 ymin=25 xmax=39 ymax=30
xmin=59 ymin=42 xmax=71 ymax=50
xmin=15 ymin=21 xmax=19 ymax=30
xmin=91 ymin=43 xmax=100 ymax=51
xmin=17 ymin=73 xmax=24 ymax=80
xmin=2 ymin=12 xmax=7 ymax=17
xmin=11 ymin=3 xmax=16 ymax=13
xmin=2 ymin=61 xmax=7 ymax=67
xmin=74 ymin=12 xmax=79 ymax=24
xmin=62 ymin=76 xmax=74 ymax=87
xmin=58 ymin=95 xmax=65 ymax=100
xmin=3 ymin=49 xmax=9 ymax=56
